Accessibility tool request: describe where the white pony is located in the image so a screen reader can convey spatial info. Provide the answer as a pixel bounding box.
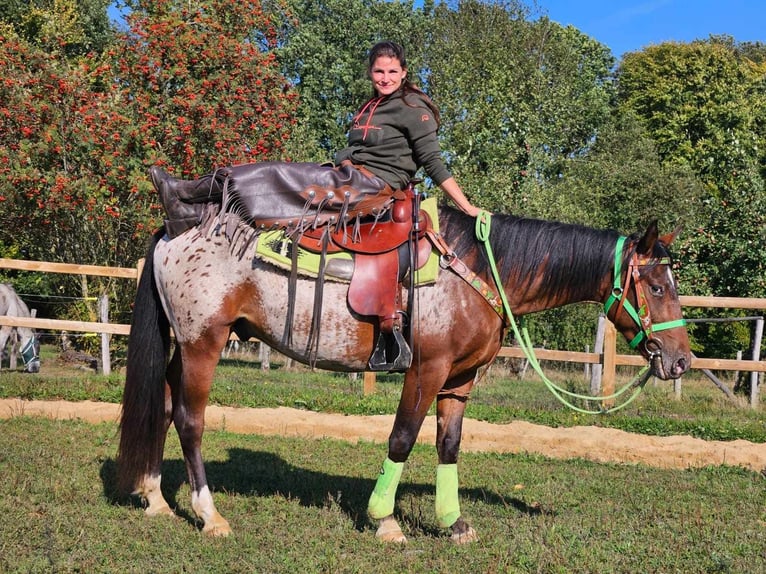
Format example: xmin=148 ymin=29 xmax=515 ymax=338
xmin=0 ymin=283 xmax=40 ymax=373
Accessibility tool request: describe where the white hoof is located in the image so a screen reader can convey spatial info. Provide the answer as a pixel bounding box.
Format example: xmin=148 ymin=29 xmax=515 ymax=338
xmin=144 ymin=501 xmax=175 ymax=518
xmin=375 ymin=516 xmax=407 ymax=544
xmin=202 ymin=518 xmax=232 ymax=537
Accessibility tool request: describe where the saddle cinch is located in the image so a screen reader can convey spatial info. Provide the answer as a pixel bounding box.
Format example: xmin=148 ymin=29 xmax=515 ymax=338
xmin=293 ymin=185 xmax=434 ymax=371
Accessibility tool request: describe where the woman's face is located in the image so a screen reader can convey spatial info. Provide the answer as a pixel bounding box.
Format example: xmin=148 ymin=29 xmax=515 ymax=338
xmin=369 ymin=56 xmax=407 ymax=97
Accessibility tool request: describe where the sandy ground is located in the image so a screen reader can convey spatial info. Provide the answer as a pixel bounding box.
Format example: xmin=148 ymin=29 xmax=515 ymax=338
xmin=2 ymin=398 xmax=765 ymax=472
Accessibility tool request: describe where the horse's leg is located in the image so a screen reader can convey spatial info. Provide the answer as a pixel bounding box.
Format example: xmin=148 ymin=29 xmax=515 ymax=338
xmin=173 ymin=331 xmax=232 ymax=537
xmin=8 ymin=329 xmax=18 ymax=370
xmin=369 ymin=364 xmax=446 ymax=543
xmin=435 ymin=370 xmax=480 ymax=544
xmin=0 ymin=326 xmax=9 ymax=368
xmin=134 ymin=350 xmax=177 ymax=519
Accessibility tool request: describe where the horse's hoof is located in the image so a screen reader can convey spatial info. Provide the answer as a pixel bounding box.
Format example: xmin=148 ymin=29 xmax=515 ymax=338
xmin=450 ymin=526 xmax=478 ymax=544
xmin=202 ymin=520 xmax=232 ymax=537
xmin=450 ymin=518 xmax=478 ymax=544
xmin=375 ymin=516 xmax=407 ymax=544
xmin=144 ymin=502 xmax=175 ymax=518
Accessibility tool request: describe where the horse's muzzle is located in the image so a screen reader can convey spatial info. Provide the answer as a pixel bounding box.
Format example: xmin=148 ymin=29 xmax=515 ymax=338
xmin=646 ymin=336 xmax=690 ymax=380
xmin=24 ymin=358 xmax=41 ymax=373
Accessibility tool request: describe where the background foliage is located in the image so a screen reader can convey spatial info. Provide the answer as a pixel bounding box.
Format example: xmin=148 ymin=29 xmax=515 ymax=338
xmin=0 ymin=0 xmax=764 ymax=361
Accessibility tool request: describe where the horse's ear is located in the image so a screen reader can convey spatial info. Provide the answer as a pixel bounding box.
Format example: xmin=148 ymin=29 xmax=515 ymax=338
xmin=636 ymin=220 xmax=659 ymax=255
xmin=659 ymin=222 xmax=682 ymax=247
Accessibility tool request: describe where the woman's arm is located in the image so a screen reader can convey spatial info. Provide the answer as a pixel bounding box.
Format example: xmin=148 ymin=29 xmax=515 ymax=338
xmin=439 ymin=177 xmax=481 ymax=217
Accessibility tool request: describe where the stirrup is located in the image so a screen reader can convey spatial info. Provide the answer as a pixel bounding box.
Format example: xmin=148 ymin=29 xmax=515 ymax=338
xmin=368 ymin=327 xmax=412 ymax=372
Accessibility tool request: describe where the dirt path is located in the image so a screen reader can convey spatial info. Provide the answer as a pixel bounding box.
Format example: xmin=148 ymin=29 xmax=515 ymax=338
xmin=2 ymin=398 xmax=765 ymax=471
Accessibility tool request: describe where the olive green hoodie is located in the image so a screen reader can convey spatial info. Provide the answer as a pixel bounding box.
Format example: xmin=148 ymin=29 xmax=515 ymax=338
xmin=335 ymin=89 xmax=452 ymax=190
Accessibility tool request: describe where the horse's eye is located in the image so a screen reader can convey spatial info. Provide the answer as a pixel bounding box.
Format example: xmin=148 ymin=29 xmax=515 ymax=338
xmin=650 ymin=284 xmax=664 ymax=297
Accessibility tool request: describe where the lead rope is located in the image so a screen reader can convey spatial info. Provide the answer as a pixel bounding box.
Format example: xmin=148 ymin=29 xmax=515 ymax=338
xmin=475 ymin=211 xmax=650 ymax=415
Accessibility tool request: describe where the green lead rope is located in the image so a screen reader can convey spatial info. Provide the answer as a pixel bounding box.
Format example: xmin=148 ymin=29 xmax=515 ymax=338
xmin=475 ymin=211 xmax=651 ymax=415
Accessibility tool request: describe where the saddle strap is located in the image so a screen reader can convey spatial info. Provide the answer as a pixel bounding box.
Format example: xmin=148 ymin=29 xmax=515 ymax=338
xmin=425 ymin=229 xmax=505 ymax=320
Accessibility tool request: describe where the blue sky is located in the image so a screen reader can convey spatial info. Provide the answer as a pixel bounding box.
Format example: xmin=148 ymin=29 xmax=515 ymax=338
xmin=538 ymin=0 xmax=764 ymax=58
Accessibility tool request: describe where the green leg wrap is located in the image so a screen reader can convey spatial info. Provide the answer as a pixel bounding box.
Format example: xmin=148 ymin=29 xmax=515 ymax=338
xmin=435 ymin=464 xmax=461 ymax=528
xmin=368 ymin=458 xmax=404 ymax=519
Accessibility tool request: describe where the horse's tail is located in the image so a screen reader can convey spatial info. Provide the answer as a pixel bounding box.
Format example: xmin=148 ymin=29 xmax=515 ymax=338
xmin=117 ymin=231 xmax=171 ymax=495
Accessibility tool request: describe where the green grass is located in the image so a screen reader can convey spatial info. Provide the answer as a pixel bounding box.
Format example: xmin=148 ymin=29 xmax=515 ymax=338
xmin=1 ymin=416 xmax=765 ymax=573
xmin=2 ymin=343 xmax=765 ymax=442
xmin=2 ymin=345 xmax=766 ymax=572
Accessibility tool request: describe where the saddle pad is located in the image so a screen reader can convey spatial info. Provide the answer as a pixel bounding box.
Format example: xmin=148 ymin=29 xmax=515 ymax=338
xmin=254 ymin=197 xmax=440 ymax=285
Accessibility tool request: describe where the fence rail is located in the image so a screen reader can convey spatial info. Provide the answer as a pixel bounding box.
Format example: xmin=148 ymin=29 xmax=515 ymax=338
xmin=2 ymin=258 xmax=764 ymax=407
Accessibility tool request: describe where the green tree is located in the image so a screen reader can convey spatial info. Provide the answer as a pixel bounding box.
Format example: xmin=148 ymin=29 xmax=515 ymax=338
xmin=618 ymin=39 xmax=766 ymax=299
xmin=427 ymin=1 xmax=615 ymax=215
xmin=0 ymin=0 xmax=115 ymax=56
xmin=552 ymin=110 xmax=704 ymax=234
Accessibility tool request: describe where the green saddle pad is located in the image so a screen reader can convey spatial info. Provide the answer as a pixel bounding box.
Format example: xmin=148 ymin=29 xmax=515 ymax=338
xmin=254 ymin=197 xmax=440 ymax=285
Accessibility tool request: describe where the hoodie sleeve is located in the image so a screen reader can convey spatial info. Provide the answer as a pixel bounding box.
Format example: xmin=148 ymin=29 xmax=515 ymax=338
xmin=403 ymin=95 xmax=452 ymax=186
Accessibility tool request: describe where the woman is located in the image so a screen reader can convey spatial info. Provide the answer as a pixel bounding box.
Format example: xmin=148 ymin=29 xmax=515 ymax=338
xmin=150 ymin=41 xmax=479 ymax=238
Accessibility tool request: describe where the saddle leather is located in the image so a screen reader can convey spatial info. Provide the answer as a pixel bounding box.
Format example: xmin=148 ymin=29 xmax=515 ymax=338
xmin=297 ymin=188 xmax=427 ymax=254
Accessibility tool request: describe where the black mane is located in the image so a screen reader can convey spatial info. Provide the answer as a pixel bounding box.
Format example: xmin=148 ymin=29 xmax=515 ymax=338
xmin=439 ymin=207 xmax=630 ymax=305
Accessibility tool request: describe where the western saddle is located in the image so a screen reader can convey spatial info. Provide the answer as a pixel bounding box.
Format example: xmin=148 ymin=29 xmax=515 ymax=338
xmin=294 ymin=184 xmax=434 ymax=371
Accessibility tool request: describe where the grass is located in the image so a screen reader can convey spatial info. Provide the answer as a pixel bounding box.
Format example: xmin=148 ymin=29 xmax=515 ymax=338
xmin=2 ymin=345 xmax=766 ymax=572
xmin=1 ymin=416 xmax=765 ymax=573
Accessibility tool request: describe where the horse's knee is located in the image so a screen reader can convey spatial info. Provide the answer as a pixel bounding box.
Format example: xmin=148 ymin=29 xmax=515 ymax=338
xmin=387 ymin=432 xmax=417 ymax=461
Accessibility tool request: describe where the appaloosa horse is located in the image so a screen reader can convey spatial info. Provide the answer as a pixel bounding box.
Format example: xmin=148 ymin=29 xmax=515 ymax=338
xmin=0 ymin=283 xmax=40 ymax=373
xmin=118 ymin=208 xmax=690 ymax=543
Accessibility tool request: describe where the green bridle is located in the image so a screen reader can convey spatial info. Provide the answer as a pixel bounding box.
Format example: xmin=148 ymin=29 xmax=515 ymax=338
xmin=603 ymin=236 xmax=687 ymax=351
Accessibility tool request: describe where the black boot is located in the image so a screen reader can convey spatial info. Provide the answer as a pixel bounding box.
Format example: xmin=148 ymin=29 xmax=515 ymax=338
xmin=149 ymin=167 xmax=222 ymax=239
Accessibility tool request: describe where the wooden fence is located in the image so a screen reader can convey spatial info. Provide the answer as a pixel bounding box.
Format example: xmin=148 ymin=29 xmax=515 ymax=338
xmin=1 ymin=257 xmax=765 ymax=406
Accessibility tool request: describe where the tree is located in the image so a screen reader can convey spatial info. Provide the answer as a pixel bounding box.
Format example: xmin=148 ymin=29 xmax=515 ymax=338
xmin=0 ymin=0 xmax=299 ymax=323
xmin=117 ymin=0 xmax=299 ymax=175
xmin=0 ymin=0 xmax=115 ymax=56
xmin=427 ymin=1 xmax=615 ymax=215
xmin=552 ymin=110 xmax=705 ymax=234
xmin=617 ymin=39 xmax=766 ymax=299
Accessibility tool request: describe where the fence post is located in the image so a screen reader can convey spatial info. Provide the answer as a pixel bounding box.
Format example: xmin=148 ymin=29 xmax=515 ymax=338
xmin=590 ymin=315 xmax=606 ymax=395
xmin=99 ymin=294 xmax=111 ymax=375
xmin=259 ymin=342 xmax=271 ymax=371
xmin=674 ymin=377 xmax=682 ymax=399
xmin=363 ymin=371 xmax=376 ymax=395
xmin=751 ymin=318 xmax=763 ymax=409
xmin=602 ymin=321 xmax=617 ymax=408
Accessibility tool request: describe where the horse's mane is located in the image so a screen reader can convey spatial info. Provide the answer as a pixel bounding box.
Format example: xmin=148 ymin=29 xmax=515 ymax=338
xmin=439 ymin=207 xmax=634 ymax=304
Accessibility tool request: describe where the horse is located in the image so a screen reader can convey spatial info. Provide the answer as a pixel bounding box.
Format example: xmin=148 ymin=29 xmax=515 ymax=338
xmin=117 ymin=207 xmax=690 ymax=543
xmin=0 ymin=284 xmax=39 ymax=372
xmin=0 ymin=283 xmax=40 ymax=373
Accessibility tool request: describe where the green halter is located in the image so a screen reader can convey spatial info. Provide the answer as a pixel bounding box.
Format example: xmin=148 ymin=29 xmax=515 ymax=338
xmin=603 ymin=236 xmax=687 ymax=350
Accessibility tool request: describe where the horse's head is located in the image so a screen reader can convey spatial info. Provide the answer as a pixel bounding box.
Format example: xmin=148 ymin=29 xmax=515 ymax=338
xmin=604 ymin=221 xmax=691 ymax=380
xmin=19 ymin=329 xmax=40 ymax=373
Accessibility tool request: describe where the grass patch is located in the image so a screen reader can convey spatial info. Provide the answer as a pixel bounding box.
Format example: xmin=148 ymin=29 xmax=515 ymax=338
xmin=1 ymin=417 xmax=764 ymax=573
